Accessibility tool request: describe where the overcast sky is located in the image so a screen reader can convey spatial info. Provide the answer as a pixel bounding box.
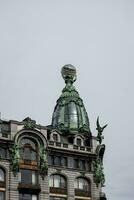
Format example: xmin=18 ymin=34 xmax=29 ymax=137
xmin=0 ymin=1 xmax=134 ymax=199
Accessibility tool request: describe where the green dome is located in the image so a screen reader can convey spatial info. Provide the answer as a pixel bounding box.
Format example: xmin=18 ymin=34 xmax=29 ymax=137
xmin=52 ymin=65 xmax=90 ymax=134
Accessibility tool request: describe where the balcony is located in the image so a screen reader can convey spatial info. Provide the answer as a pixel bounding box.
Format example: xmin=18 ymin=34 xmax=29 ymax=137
xmin=75 ymin=189 xmax=91 ymax=197
xmin=18 ymin=183 xmax=41 ymax=193
xmin=0 ymin=181 xmax=5 ymax=187
xmin=50 ymin=187 xmax=67 ymax=194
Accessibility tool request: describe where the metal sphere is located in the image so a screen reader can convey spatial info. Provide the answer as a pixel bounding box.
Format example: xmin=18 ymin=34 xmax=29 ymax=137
xmin=61 ymin=64 xmax=76 ymax=82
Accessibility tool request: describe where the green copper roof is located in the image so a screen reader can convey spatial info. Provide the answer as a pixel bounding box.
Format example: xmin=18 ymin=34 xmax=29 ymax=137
xmin=52 ymin=64 xmax=90 ymax=134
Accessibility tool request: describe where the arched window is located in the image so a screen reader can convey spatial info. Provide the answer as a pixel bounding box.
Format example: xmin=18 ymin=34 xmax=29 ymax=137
xmin=19 ymin=137 xmax=39 ymax=196
xmin=49 ymin=174 xmax=67 ymax=195
xmin=75 ymin=177 xmax=91 ymax=197
xmin=19 ymin=138 xmax=37 ymax=162
xmin=49 ymin=175 xmax=66 ymax=188
xmin=0 ymin=168 xmax=6 ymax=200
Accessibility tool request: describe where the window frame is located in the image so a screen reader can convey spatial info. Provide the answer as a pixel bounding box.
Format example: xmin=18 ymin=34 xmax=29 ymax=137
xmin=48 ymin=155 xmax=68 ymax=167
xmin=0 ymin=168 xmax=6 ymax=200
xmin=75 ymin=177 xmax=90 ymax=192
xmin=49 ymin=174 xmax=67 ymax=189
xmin=19 ymin=169 xmax=38 ymax=185
xmin=19 ymin=193 xmax=38 ymax=200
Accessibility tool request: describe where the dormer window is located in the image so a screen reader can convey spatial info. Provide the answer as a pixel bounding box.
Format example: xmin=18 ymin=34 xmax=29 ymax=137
xmin=53 ymin=134 xmax=58 ymax=142
xmin=76 ymin=138 xmax=82 ymax=146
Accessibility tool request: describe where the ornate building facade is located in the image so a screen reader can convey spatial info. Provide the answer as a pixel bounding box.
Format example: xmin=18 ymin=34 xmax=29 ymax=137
xmin=0 ymin=65 xmax=107 ymax=200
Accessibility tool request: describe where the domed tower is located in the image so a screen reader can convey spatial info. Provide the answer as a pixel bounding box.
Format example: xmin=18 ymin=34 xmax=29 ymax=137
xmin=52 ymin=64 xmax=91 ymax=135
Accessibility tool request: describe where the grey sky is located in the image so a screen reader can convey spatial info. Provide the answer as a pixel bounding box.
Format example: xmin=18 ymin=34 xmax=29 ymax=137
xmin=0 ymin=1 xmax=134 ymax=199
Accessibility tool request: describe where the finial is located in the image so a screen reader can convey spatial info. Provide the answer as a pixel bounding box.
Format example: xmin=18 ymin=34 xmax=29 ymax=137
xmin=61 ymin=64 xmax=77 ymax=84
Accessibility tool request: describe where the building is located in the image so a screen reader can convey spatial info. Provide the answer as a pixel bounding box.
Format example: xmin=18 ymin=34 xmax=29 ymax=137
xmin=0 ymin=65 xmax=107 ymax=200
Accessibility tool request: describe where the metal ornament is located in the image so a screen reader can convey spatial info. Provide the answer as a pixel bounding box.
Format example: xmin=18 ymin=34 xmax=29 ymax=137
xmin=9 ymin=143 xmax=20 ymax=176
xmin=96 ymin=117 xmax=107 ymax=144
xmin=93 ymin=158 xmax=105 ymax=187
xmin=39 ymin=146 xmax=48 ymax=178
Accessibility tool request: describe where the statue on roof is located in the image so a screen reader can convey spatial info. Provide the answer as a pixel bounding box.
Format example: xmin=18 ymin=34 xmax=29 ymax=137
xmin=96 ymin=117 xmax=107 ymax=144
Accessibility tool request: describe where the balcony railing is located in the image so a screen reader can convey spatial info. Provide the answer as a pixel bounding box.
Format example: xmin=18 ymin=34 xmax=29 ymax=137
xmin=50 ymin=187 xmax=67 ymax=194
xmin=49 ymin=141 xmax=92 ymax=152
xmin=75 ymin=189 xmax=91 ymax=197
xmin=18 ymin=183 xmax=41 ymax=193
xmin=0 ymin=181 xmax=5 ymax=187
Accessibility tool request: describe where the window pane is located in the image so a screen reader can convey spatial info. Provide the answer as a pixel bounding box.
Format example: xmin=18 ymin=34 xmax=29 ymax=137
xmin=50 ymin=175 xmax=66 ymax=188
xmin=48 ymin=155 xmax=53 ymax=165
xmin=53 ymin=134 xmax=58 ymax=142
xmin=54 ymin=157 xmax=60 ymax=166
xmin=25 ymin=194 xmax=30 ymax=200
xmin=79 ymin=160 xmax=86 ymax=170
xmin=21 ymin=169 xmax=31 ymax=184
xmin=24 ymin=147 xmax=31 ymax=160
xmin=61 ymin=157 xmax=67 ymax=167
xmin=19 ymin=193 xmax=22 ymax=200
xmin=79 ymin=178 xmax=83 ymax=189
xmin=21 ymin=169 xmax=37 ymax=185
xmin=49 ymin=176 xmax=53 ymax=187
xmin=32 ymin=171 xmax=37 ymax=185
xmin=0 ymin=148 xmax=6 ymax=159
xmin=32 ymin=195 xmax=37 ymax=200
xmin=76 ymin=178 xmax=89 ymax=191
xmin=0 ymin=192 xmax=5 ymax=200
xmin=31 ymin=150 xmax=36 ymax=161
xmin=54 ymin=175 xmax=60 ymax=187
xmin=60 ymin=177 xmax=65 ymax=188
xmin=76 ymin=138 xmax=82 ymax=146
xmin=74 ymin=159 xmax=79 ymax=168
xmin=0 ymin=169 xmax=4 ymax=182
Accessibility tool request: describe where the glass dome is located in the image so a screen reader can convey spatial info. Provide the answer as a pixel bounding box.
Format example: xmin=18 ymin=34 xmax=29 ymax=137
xmin=51 ymin=65 xmax=90 ymax=135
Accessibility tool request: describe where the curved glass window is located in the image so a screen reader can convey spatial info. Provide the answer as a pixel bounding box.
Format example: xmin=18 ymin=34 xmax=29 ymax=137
xmin=19 ymin=138 xmax=37 ymax=161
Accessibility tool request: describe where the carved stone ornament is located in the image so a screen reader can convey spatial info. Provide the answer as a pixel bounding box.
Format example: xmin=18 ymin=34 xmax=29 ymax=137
xmin=23 ymin=117 xmax=36 ymax=129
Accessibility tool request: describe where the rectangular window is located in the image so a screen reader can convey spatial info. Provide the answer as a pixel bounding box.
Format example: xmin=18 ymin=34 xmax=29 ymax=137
xmin=74 ymin=159 xmax=87 ymax=170
xmin=79 ymin=160 xmax=86 ymax=170
xmin=49 ymin=155 xmax=67 ymax=167
xmin=48 ymin=155 xmax=54 ymax=165
xmin=54 ymin=156 xmax=60 ymax=166
xmin=61 ymin=157 xmax=67 ymax=167
xmin=19 ymin=193 xmax=37 ymax=200
xmin=0 ymin=148 xmax=6 ymax=159
xmin=20 ymin=169 xmax=37 ymax=185
xmin=76 ymin=138 xmax=82 ymax=146
xmin=53 ymin=134 xmax=58 ymax=142
xmin=74 ymin=159 xmax=79 ymax=168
